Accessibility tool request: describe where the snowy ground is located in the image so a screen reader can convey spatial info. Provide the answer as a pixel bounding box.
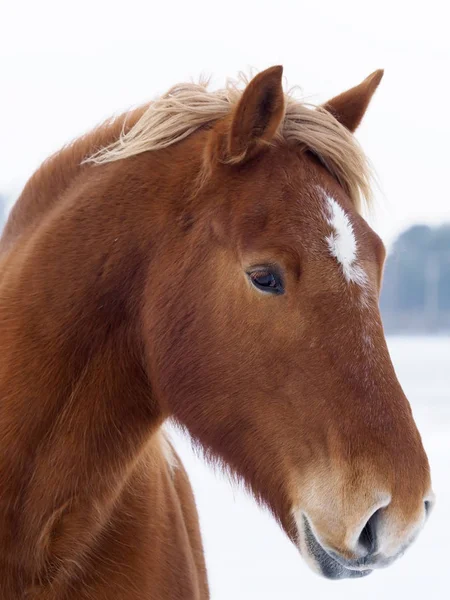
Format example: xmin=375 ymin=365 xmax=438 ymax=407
xmin=170 ymin=336 xmax=450 ymax=600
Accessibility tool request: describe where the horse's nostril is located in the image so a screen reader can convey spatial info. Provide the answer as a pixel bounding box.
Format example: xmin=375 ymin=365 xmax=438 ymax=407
xmin=424 ymin=499 xmax=433 ymax=517
xmin=358 ymin=509 xmax=381 ymax=556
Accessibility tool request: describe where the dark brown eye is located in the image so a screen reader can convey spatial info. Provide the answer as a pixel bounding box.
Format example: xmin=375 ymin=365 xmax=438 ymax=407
xmin=248 ymin=269 xmax=284 ymax=295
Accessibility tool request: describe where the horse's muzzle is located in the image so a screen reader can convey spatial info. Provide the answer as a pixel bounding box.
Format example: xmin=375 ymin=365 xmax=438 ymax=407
xmin=298 ymin=494 xmax=434 ymax=580
xmin=302 ymin=516 xmax=372 ymax=580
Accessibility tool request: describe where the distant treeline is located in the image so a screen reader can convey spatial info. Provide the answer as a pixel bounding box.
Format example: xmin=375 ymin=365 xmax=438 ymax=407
xmin=380 ymin=224 xmax=450 ymax=333
xmin=1 ymin=193 xmax=449 ymax=333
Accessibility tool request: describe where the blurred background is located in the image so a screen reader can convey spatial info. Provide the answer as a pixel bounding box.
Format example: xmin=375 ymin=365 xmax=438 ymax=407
xmin=1 ymin=1 xmax=449 ymax=598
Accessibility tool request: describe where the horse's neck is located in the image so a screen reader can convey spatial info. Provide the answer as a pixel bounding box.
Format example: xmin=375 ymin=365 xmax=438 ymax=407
xmin=0 ymin=128 xmax=209 ymax=595
xmin=0 ymin=187 xmax=162 ymax=592
xmin=0 ymin=291 xmax=161 ymax=589
xmin=0 ymin=237 xmax=206 ymax=597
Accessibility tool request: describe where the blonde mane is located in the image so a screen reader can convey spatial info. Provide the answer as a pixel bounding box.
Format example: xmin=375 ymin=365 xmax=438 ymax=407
xmin=86 ymin=73 xmax=373 ymax=213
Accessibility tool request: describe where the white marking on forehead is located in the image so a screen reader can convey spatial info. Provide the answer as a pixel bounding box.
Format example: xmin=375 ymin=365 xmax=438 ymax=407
xmin=324 ymin=194 xmax=368 ymax=287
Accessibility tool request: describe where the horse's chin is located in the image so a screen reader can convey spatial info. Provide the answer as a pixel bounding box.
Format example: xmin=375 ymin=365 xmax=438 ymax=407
xmin=296 ymin=514 xmax=373 ymax=580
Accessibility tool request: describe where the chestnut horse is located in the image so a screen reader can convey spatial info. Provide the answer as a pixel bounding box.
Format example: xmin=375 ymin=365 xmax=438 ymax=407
xmin=0 ymin=66 xmax=433 ymax=599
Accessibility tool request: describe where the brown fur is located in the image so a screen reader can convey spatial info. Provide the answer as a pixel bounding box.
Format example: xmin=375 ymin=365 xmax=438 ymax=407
xmin=0 ymin=67 xmax=431 ymax=598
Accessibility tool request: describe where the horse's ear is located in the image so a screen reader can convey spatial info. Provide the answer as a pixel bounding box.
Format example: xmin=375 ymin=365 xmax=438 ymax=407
xmin=212 ymin=66 xmax=285 ymax=165
xmin=323 ymin=70 xmax=384 ymax=133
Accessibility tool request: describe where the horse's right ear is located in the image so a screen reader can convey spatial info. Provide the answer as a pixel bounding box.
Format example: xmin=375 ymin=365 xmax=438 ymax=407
xmin=207 ymin=66 xmax=285 ymax=166
xmin=323 ymin=70 xmax=384 ymax=133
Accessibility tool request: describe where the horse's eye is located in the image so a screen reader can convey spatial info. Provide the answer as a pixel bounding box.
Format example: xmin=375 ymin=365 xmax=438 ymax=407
xmin=248 ymin=269 xmax=284 ymax=295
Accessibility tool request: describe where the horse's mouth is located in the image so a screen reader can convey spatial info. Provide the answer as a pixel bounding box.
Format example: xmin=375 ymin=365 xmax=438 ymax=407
xmin=301 ymin=516 xmax=373 ymax=580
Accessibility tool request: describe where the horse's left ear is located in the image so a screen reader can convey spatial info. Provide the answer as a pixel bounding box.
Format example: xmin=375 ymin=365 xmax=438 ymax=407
xmin=212 ymin=66 xmax=285 ymax=165
xmin=323 ymin=69 xmax=384 ymax=132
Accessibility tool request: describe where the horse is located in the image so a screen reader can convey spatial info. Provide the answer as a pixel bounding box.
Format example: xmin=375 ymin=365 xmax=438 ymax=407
xmin=0 ymin=65 xmax=433 ymax=599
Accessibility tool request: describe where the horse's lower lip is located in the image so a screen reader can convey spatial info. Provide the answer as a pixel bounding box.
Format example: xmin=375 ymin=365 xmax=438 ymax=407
xmin=302 ymin=516 xmax=372 ymax=580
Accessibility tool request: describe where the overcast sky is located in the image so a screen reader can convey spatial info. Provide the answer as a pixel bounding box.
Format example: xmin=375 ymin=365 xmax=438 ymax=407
xmin=1 ymin=0 xmax=449 ymax=244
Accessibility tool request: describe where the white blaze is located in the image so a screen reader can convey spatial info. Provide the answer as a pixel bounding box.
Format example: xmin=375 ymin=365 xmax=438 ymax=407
xmin=324 ymin=195 xmax=367 ymax=286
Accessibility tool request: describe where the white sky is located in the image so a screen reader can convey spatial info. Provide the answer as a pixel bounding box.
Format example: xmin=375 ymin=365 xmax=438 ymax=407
xmin=1 ymin=0 xmax=449 ymax=244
